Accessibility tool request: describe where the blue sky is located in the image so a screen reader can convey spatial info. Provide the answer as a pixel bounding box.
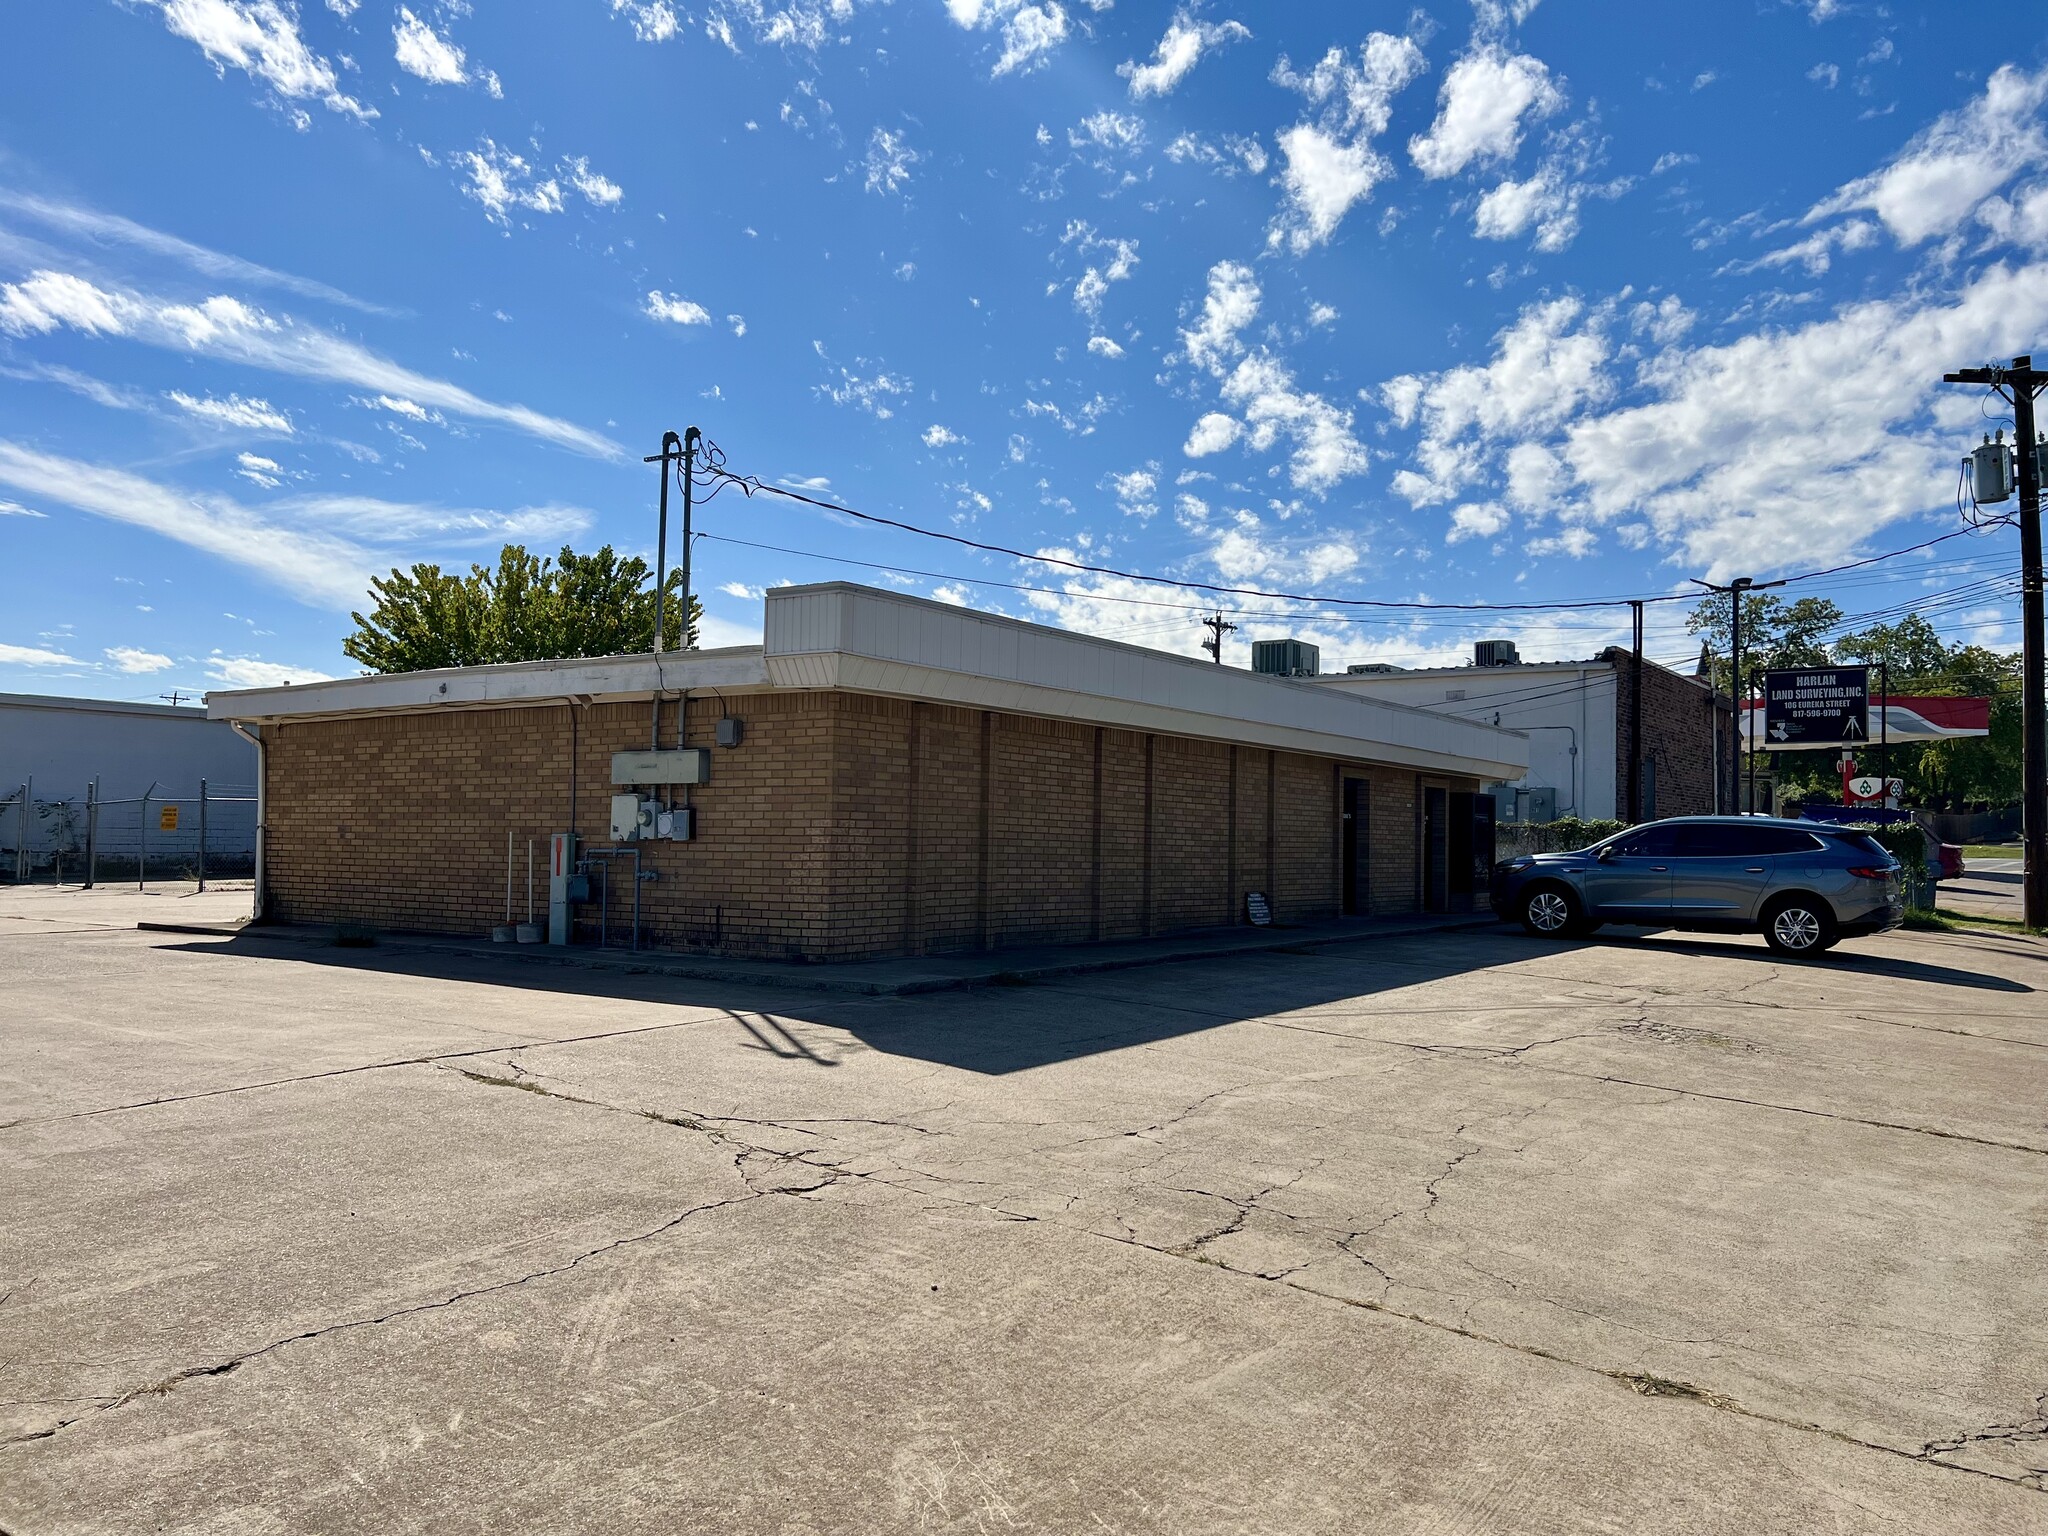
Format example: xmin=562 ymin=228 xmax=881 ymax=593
xmin=2 ymin=0 xmax=2044 ymax=697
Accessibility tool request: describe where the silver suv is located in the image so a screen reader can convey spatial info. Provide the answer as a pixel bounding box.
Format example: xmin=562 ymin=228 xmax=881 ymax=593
xmin=1490 ymin=816 xmax=1904 ymax=956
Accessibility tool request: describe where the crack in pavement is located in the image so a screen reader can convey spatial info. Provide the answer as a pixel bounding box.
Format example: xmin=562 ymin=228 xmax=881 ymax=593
xmin=1 ymin=1187 xmax=767 ymax=1450
xmin=1918 ymin=1387 xmax=2048 ymax=1489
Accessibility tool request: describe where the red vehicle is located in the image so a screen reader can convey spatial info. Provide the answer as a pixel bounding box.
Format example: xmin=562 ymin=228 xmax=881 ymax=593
xmin=1936 ymin=842 xmax=1965 ymax=882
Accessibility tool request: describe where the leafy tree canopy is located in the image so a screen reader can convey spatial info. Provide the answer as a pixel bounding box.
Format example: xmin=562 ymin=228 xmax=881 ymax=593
xmin=344 ymin=544 xmax=700 ymax=673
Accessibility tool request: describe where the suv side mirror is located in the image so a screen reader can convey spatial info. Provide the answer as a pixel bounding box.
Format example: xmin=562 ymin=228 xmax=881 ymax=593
xmin=1595 ymin=845 xmax=1617 ymax=863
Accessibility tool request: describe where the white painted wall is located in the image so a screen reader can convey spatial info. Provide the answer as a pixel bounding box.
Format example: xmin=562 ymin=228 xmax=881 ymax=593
xmin=1316 ymin=665 xmax=1621 ymax=819
xmin=1 ymin=694 xmax=257 ymax=860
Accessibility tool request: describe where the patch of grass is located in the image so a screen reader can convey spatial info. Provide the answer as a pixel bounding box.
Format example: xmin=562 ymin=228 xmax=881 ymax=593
xmin=1961 ymin=844 xmax=2022 ymax=861
xmin=1907 ymin=907 xmax=2047 ymax=938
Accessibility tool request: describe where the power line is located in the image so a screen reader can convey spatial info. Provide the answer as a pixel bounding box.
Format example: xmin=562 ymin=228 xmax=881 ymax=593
xmin=699 ymin=457 xmax=2012 ymax=621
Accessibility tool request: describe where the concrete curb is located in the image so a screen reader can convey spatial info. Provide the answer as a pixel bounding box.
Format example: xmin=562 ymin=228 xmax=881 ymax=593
xmin=142 ymin=913 xmax=1503 ymax=997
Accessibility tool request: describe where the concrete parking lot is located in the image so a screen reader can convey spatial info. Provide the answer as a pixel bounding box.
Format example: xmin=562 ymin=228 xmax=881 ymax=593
xmin=3 ymin=888 xmax=2046 ymax=1534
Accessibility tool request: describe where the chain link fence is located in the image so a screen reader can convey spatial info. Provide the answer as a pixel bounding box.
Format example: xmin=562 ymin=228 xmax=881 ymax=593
xmin=2 ymin=780 xmax=256 ymax=887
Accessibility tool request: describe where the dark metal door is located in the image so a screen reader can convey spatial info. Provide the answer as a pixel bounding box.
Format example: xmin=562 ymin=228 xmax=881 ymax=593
xmin=1423 ymin=787 xmax=1448 ymax=912
xmin=1342 ymin=778 xmax=1368 ymax=915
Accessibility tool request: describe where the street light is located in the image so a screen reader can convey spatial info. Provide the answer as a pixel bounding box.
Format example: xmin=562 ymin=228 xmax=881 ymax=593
xmin=1691 ymin=575 xmax=1787 ymax=814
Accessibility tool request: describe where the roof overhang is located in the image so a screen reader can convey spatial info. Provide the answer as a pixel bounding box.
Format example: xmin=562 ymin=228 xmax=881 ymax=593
xmin=208 ymin=582 xmax=1529 ymax=780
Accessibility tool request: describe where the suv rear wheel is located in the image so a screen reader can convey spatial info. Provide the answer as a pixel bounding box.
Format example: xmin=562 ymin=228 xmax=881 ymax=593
xmin=1520 ymin=885 xmax=1579 ymax=939
xmin=1762 ymin=895 xmax=1836 ymax=956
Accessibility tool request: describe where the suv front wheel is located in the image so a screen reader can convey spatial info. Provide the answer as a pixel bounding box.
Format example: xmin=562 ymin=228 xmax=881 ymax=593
xmin=1520 ymin=885 xmax=1580 ymax=939
xmin=1762 ymin=895 xmax=1836 ymax=956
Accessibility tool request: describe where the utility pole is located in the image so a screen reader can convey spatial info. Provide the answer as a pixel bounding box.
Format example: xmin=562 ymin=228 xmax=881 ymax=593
xmin=1945 ymin=356 xmax=2046 ymax=927
xmin=1691 ymin=575 xmax=1785 ymax=814
xmin=643 ymin=426 xmax=703 ymax=655
xmin=1200 ymin=612 xmax=1237 ymax=665
xmin=1627 ymin=600 xmax=1644 ymax=823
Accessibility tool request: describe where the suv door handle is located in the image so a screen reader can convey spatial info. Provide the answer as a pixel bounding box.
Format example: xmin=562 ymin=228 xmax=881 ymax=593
xmin=1744 ymin=866 xmax=1765 ymax=872
xmin=1648 ymin=865 xmax=1668 ymax=871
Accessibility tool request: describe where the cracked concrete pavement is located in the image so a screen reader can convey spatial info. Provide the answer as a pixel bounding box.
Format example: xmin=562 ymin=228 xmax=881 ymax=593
xmin=3 ymin=888 xmax=2047 ymax=1533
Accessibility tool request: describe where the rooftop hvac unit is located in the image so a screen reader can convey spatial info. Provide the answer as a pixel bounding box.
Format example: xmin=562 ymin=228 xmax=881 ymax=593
xmin=1252 ymin=638 xmax=1321 ymax=678
xmin=1347 ymin=662 xmax=1404 ymax=675
xmin=1474 ymin=639 xmax=1521 ymax=667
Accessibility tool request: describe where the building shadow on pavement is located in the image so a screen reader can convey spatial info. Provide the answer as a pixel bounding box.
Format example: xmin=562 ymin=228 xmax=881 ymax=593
xmin=159 ymin=920 xmax=2031 ymax=1075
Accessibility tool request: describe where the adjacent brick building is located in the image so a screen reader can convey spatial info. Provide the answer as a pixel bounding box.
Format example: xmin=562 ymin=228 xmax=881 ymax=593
xmin=210 ymin=585 xmax=1529 ymax=961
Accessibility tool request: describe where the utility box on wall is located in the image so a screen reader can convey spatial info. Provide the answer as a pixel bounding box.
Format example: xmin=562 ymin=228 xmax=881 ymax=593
xmin=611 ymin=748 xmax=710 ymax=786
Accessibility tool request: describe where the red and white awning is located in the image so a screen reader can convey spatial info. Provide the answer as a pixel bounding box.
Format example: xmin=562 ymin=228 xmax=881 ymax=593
xmin=1741 ymin=695 xmax=1991 ymax=750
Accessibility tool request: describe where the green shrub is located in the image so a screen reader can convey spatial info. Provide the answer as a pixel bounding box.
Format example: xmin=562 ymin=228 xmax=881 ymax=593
xmin=1495 ymin=817 xmax=1629 ymax=858
xmin=1843 ymin=821 xmax=1927 ymax=875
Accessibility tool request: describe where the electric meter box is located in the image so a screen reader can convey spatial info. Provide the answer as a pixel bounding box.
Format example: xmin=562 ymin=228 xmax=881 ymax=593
xmin=611 ymin=748 xmax=710 ymax=786
xmin=610 ymin=793 xmax=657 ymax=841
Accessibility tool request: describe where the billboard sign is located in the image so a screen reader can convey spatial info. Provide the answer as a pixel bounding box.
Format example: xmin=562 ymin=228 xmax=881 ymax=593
xmin=1761 ymin=666 xmax=1869 ymax=750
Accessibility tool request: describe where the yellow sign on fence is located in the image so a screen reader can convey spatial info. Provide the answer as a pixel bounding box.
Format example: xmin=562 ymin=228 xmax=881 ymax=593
xmin=158 ymin=805 xmax=179 ymax=832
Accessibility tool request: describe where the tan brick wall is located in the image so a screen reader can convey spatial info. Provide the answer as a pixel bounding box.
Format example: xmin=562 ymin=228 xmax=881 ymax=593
xmin=262 ymin=689 xmax=1476 ymax=960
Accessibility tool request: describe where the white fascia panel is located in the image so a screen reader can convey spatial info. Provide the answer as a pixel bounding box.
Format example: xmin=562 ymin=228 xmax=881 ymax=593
xmin=206 ymin=647 xmax=771 ymax=724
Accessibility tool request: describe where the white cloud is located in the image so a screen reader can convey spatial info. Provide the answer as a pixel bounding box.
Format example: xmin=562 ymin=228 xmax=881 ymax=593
xmin=0 ymin=499 xmax=47 ymax=518
xmin=1183 ymin=412 xmax=1243 ymax=457
xmin=166 ymin=390 xmax=294 ymax=434
xmin=1409 ymin=46 xmax=1565 ymax=179
xmin=1650 ymin=151 xmax=1698 ymax=176
xmin=0 ymin=441 xmax=375 ymax=606
xmin=1629 ymin=294 xmax=1695 ymax=346
xmin=1110 ymin=466 xmax=1158 ymax=519
xmin=1164 ymin=131 xmax=1268 ymax=177
xmin=146 ymin=0 xmax=374 ymax=121
xmin=612 ymin=0 xmax=679 ymax=42
xmin=1174 ymin=260 xmax=1367 ymax=490
xmin=106 ymin=646 xmax=174 ymax=674
xmin=1179 ymin=259 xmax=1260 ymax=371
xmin=644 ymin=290 xmax=712 ymax=325
xmin=1732 ymin=219 xmax=1881 ymax=275
xmin=1526 ymin=525 xmax=1596 ymax=558
xmin=1086 ymin=335 xmax=1124 ymax=358
xmin=0 ymin=642 xmax=82 ymax=668
xmin=1069 ymin=111 xmax=1147 ymax=155
xmin=1445 ymin=503 xmax=1508 ymax=543
xmin=819 ymin=364 xmax=911 ymax=418
xmin=235 ymin=451 xmax=284 ymax=487
xmin=1381 ymin=296 xmax=1613 ymax=505
xmin=922 ymin=424 xmax=964 ymax=447
xmin=392 ymin=7 xmax=466 ymax=85
xmin=1808 ymin=62 xmax=1839 ymax=89
xmin=0 ymin=189 xmax=388 ymax=315
xmin=1806 ymin=64 xmax=2048 ymax=245
xmin=563 ymin=157 xmax=624 ymax=207
xmin=457 ymin=141 xmax=561 ymax=222
xmin=994 ymin=3 xmax=1068 ymax=76
xmin=1268 ymin=33 xmax=1427 ymax=251
xmin=1118 ymin=11 xmax=1250 ymax=99
xmin=0 ymin=269 xmax=617 ymax=457
xmin=207 ymin=654 xmax=335 ymax=688
xmin=1308 ymin=301 xmax=1339 ymax=328
xmin=1060 ymin=220 xmax=1141 ymax=320
xmin=1219 ymin=353 xmax=1370 ymax=492
xmin=864 ymin=127 xmax=921 ymax=195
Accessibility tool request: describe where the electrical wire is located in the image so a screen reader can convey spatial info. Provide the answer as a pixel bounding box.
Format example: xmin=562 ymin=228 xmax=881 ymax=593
xmin=695 ymin=450 xmax=2016 ymax=622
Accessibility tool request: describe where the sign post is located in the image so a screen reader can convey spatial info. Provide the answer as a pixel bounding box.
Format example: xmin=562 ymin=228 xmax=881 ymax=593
xmin=1762 ymin=666 xmax=1871 ymax=750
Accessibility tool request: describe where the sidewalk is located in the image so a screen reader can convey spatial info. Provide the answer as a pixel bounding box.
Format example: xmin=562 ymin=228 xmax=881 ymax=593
xmin=138 ymin=907 xmax=1495 ymax=997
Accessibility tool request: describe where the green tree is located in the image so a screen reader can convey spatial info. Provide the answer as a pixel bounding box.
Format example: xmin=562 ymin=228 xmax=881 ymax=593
xmin=343 ymin=543 xmax=701 ymax=673
xmin=1684 ymin=592 xmax=1844 ymax=694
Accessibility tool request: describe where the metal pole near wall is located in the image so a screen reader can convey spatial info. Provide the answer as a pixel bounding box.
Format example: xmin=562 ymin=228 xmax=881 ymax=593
xmin=84 ymin=780 xmax=96 ymax=889
xmin=198 ymin=779 xmax=208 ymax=892
xmin=21 ymin=776 xmax=31 ymax=883
xmin=1628 ymin=600 xmax=1644 ymax=823
xmin=139 ymin=786 xmax=148 ymax=891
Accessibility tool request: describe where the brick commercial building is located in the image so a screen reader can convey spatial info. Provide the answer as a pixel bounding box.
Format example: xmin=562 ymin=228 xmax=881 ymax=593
xmin=1312 ymin=642 xmax=1730 ymax=824
xmin=208 ymin=585 xmax=1528 ymax=962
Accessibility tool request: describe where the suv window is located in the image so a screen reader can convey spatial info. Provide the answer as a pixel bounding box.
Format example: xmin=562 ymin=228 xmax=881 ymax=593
xmin=1611 ymin=826 xmax=1681 ymax=858
xmin=1675 ymin=824 xmax=1823 ymax=857
xmin=1829 ymin=831 xmax=1891 ymax=859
